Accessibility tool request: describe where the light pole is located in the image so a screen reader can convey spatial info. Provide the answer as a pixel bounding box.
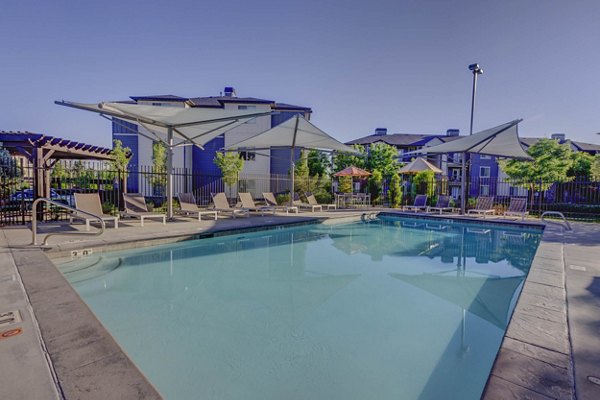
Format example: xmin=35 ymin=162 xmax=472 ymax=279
xmin=461 ymin=63 xmax=483 ymax=214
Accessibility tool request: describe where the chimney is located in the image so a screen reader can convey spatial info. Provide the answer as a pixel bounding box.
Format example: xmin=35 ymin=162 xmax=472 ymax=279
xmin=374 ymin=128 xmax=387 ymax=136
xmin=223 ymin=87 xmax=236 ymax=97
xmin=551 ymin=133 xmax=566 ymax=141
xmin=446 ymin=129 xmax=459 ymax=137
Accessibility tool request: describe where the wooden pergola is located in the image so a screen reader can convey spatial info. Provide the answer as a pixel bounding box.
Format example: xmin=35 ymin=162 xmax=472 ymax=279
xmin=0 ymin=131 xmax=119 ymax=199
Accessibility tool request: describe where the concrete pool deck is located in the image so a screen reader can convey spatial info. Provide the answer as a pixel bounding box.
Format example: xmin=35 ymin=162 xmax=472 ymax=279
xmin=1 ymin=210 xmax=599 ymax=399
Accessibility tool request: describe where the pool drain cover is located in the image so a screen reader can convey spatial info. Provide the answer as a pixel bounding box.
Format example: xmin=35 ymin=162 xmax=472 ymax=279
xmin=0 ymin=310 xmax=21 ymax=328
xmin=0 ymin=327 xmax=23 ymax=339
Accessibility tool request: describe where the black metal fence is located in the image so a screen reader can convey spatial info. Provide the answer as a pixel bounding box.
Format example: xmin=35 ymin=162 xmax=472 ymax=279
xmin=1 ymin=158 xmax=599 ymax=225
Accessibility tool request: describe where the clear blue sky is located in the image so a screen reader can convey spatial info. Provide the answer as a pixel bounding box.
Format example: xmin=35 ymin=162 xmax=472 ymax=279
xmin=2 ymin=0 xmax=599 ymax=148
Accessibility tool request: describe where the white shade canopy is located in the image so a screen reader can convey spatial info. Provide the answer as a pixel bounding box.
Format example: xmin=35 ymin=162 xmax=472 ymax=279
xmin=226 ymin=114 xmax=358 ymax=154
xmin=399 ymin=157 xmax=443 ymax=174
xmin=55 ymin=100 xmax=274 ymax=149
xmin=408 ymin=119 xmax=532 ymax=160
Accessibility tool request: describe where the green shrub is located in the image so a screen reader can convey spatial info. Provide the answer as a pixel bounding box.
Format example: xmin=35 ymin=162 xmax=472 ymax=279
xmin=388 ymin=174 xmax=402 ymax=208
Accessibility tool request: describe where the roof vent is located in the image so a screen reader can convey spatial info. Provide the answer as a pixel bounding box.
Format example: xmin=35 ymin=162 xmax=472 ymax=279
xmin=551 ymin=133 xmax=566 ymax=141
xmin=374 ymin=128 xmax=387 ymax=136
xmin=223 ymin=87 xmax=236 ymax=97
xmin=446 ymin=129 xmax=459 ymax=137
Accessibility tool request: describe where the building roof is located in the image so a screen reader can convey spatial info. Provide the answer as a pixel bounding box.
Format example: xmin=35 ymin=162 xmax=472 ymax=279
xmin=347 ymin=133 xmax=463 ymax=147
xmin=520 ymin=137 xmax=600 ymax=153
xmin=128 ymin=92 xmax=312 ymax=112
xmin=0 ymin=130 xmax=122 ymax=160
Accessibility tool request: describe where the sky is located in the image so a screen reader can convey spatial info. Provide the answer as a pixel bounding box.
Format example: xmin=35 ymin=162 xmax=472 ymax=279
xmin=2 ymin=0 xmax=600 ymax=148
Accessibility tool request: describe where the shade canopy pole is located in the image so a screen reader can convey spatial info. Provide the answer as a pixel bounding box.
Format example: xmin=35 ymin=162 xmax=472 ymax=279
xmin=289 ymin=115 xmax=300 ymax=206
xmin=460 ymin=153 xmax=466 ymax=215
xmin=166 ymin=127 xmax=174 ymax=219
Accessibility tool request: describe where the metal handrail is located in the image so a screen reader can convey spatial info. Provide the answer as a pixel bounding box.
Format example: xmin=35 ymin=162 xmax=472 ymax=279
xmin=541 ymin=211 xmax=572 ymax=231
xmin=31 ymin=198 xmax=106 ymax=246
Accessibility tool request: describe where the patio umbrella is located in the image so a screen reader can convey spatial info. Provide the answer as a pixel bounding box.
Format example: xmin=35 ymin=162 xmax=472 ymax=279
xmin=56 ymin=100 xmax=273 ymax=218
xmin=334 ymin=166 xmax=372 ymax=177
xmin=398 ymin=157 xmax=443 ymax=175
xmin=406 ymin=119 xmax=531 ymax=214
xmin=226 ymin=114 xmax=359 ymax=205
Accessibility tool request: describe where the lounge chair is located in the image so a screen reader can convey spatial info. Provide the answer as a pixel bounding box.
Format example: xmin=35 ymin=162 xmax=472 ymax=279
xmin=503 ymin=197 xmax=528 ymax=221
xmin=403 ymin=195 xmax=428 ymax=212
xmin=211 ymin=192 xmax=249 ymax=218
xmin=262 ymin=192 xmax=298 ymax=214
xmin=467 ymin=196 xmax=495 ymax=218
xmin=238 ymin=192 xmax=275 ymax=216
xmin=427 ymin=195 xmax=454 ymax=214
xmin=177 ymin=192 xmax=218 ymax=221
xmin=305 ymin=192 xmax=336 ymax=210
xmin=70 ymin=193 xmax=119 ymax=231
xmin=122 ymin=193 xmax=166 ymax=226
xmin=293 ymin=193 xmax=322 ymax=212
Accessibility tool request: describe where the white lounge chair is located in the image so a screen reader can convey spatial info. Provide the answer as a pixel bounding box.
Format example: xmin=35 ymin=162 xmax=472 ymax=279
xmin=211 ymin=192 xmax=249 ymax=218
xmin=503 ymin=197 xmax=528 ymax=221
xmin=238 ymin=192 xmax=275 ymax=216
xmin=262 ymin=192 xmax=298 ymax=214
xmin=305 ymin=192 xmax=336 ymax=210
xmin=122 ymin=193 xmax=166 ymax=226
xmin=427 ymin=195 xmax=454 ymax=214
xmin=467 ymin=196 xmax=495 ymax=218
xmin=403 ymin=195 xmax=428 ymax=212
xmin=70 ymin=193 xmax=119 ymax=231
xmin=293 ymin=193 xmax=322 ymax=212
xmin=177 ymin=193 xmax=218 ymax=221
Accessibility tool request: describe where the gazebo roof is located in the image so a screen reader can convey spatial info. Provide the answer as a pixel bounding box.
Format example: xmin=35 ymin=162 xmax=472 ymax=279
xmin=399 ymin=157 xmax=443 ymax=174
xmin=334 ymin=166 xmax=372 ymax=177
xmin=0 ymin=131 xmax=123 ymax=160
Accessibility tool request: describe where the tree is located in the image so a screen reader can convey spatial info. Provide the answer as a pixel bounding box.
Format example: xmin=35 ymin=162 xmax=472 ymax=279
xmin=568 ymin=152 xmax=594 ymax=178
xmin=338 ymin=176 xmax=353 ymax=193
xmin=413 ymin=170 xmax=435 ymax=199
xmin=388 ymin=173 xmax=402 ymax=207
xmin=147 ymin=141 xmax=167 ymax=195
xmin=499 ymin=139 xmax=573 ymax=204
xmin=368 ymin=169 xmax=383 ymax=204
xmin=366 ymin=143 xmax=399 ymax=177
xmin=0 ymin=147 xmax=19 ymax=179
xmin=307 ymin=150 xmax=329 ymax=176
xmin=214 ymin=151 xmax=244 ymax=198
xmin=591 ymin=154 xmax=600 ymax=180
xmin=294 ymin=151 xmax=310 ymax=194
xmin=109 ymin=139 xmax=131 ymax=192
xmin=333 ymin=144 xmax=366 ymax=171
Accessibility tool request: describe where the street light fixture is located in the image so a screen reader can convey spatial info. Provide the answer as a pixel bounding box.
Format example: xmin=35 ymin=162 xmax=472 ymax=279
xmin=461 ymin=63 xmax=484 ymax=214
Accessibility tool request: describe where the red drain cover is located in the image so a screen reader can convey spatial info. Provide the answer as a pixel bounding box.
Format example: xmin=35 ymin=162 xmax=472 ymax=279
xmin=0 ymin=327 xmax=23 ymax=339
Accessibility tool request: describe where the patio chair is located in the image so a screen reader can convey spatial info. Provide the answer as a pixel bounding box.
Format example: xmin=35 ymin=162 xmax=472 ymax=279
xmin=122 ymin=193 xmax=166 ymax=226
xmin=467 ymin=196 xmax=495 ymax=218
xmin=262 ymin=192 xmax=298 ymax=214
xmin=238 ymin=192 xmax=275 ymax=216
xmin=293 ymin=193 xmax=322 ymax=212
xmin=427 ymin=195 xmax=454 ymax=214
xmin=403 ymin=195 xmax=428 ymax=212
xmin=503 ymin=197 xmax=528 ymax=221
xmin=70 ymin=193 xmax=119 ymax=231
xmin=210 ymin=192 xmax=249 ymax=218
xmin=305 ymin=192 xmax=336 ymax=210
xmin=177 ymin=192 xmax=218 ymax=221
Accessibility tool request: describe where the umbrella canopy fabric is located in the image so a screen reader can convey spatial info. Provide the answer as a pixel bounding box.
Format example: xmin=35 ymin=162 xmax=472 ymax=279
xmin=56 ymin=101 xmax=272 ymax=148
xmin=334 ymin=166 xmax=372 ymax=177
xmin=408 ymin=119 xmax=531 ymax=160
xmin=226 ymin=114 xmax=357 ymax=153
xmin=399 ymin=157 xmax=443 ymax=174
xmin=56 ymin=100 xmax=273 ymax=219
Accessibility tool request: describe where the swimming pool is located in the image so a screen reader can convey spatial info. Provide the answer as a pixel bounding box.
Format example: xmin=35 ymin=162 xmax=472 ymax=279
xmin=58 ymin=216 xmax=542 ymax=400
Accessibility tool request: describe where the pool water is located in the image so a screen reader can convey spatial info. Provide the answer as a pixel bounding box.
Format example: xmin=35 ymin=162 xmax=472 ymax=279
xmin=59 ymin=217 xmax=542 ymax=400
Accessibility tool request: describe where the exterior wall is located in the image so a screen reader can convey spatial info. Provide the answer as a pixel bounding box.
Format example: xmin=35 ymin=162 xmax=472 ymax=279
xmin=270 ymin=111 xmax=305 ymax=176
xmin=469 ymin=154 xmax=499 ymax=197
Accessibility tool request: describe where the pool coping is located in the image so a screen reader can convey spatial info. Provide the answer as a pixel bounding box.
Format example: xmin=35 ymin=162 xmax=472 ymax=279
xmin=4 ymin=212 xmax=576 ymax=399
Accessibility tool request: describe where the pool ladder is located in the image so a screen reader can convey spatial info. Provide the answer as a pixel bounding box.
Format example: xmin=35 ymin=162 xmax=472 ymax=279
xmin=31 ymin=198 xmax=106 ymax=246
xmin=540 ymin=211 xmax=572 ymax=231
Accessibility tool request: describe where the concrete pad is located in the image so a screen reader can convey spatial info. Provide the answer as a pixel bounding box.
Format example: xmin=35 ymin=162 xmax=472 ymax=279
xmin=484 ymin=375 xmax=554 ymax=400
xmin=506 ymin=312 xmax=569 ymax=355
xmin=490 ymin=348 xmax=573 ymax=399
xmin=501 ymin=337 xmax=570 ymax=370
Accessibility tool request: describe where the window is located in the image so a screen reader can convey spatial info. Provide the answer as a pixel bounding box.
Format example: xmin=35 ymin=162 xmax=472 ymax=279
xmin=238 ymin=105 xmax=257 ymax=124
xmin=239 ymin=151 xmax=256 ymax=161
xmin=451 ymin=169 xmax=461 ymax=180
xmin=480 ymin=185 xmax=490 ymax=196
xmin=480 ymin=155 xmax=491 ymax=160
xmin=509 ymin=186 xmax=520 ymax=196
xmin=480 ymin=166 xmax=491 ymax=178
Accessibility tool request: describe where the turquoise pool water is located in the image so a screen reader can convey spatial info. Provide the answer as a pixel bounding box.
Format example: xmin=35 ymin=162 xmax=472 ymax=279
xmin=59 ymin=217 xmax=542 ymax=400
